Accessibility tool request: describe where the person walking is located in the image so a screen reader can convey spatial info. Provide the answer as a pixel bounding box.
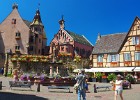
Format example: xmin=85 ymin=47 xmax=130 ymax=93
xmin=134 ymin=73 xmax=138 ymax=83
xmin=75 ymin=69 xmax=86 ymax=100
xmin=114 ymin=74 xmax=124 ymax=100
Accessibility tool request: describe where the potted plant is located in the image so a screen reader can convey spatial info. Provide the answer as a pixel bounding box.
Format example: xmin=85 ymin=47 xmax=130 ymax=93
xmin=95 ymin=72 xmax=102 ymax=82
xmin=107 ymin=73 xmax=116 ymax=82
xmin=125 ymin=74 xmax=135 ymax=84
xmin=101 ymin=73 xmax=108 ymax=83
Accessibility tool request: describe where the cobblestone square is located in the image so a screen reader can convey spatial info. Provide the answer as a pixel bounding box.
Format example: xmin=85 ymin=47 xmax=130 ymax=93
xmin=0 ymin=76 xmax=140 ymax=100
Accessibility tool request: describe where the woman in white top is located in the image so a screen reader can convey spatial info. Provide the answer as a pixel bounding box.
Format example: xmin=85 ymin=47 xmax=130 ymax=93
xmin=114 ymin=74 xmax=124 ymax=100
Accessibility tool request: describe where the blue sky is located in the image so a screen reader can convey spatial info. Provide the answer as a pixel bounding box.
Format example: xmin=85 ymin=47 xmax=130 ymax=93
xmin=0 ymin=0 xmax=140 ymax=45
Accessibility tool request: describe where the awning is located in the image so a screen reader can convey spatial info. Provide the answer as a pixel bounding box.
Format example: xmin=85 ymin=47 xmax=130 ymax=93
xmin=73 ymin=69 xmax=92 ymax=73
xmin=73 ymin=67 xmax=139 ymax=73
xmin=89 ymin=67 xmax=135 ymax=72
xmin=133 ymin=67 xmax=140 ymax=72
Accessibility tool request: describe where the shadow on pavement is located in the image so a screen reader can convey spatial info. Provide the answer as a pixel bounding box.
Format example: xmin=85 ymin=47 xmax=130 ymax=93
xmin=0 ymin=92 xmax=49 ymax=100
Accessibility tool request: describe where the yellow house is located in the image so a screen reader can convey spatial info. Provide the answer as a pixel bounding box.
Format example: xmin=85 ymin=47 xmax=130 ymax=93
xmin=92 ymin=17 xmax=140 ymax=77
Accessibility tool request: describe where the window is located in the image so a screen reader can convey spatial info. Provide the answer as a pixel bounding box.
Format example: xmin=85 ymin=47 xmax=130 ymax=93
xmin=136 ymin=37 xmax=140 ymax=44
xmin=29 ymin=36 xmax=34 ymax=43
xmin=38 ymin=49 xmax=40 ymax=54
xmin=15 ymin=45 xmax=20 ymax=51
xmin=132 ymin=36 xmax=140 ymax=45
xmin=56 ymin=36 xmax=58 ymax=40
xmin=124 ymin=53 xmax=131 ymax=61
xmin=97 ymin=55 xmax=103 ymax=62
xmin=12 ymin=18 xmax=16 ymax=24
xmin=61 ymin=30 xmax=62 ymax=36
xmin=137 ymin=24 xmax=140 ymax=29
xmin=35 ymin=27 xmax=38 ymax=31
xmin=66 ymin=48 xmax=69 ymax=52
xmin=111 ymin=55 xmax=117 ymax=62
xmin=39 ymin=39 xmax=41 ymax=43
xmin=135 ymin=52 xmax=140 ymax=61
xmin=61 ymin=46 xmax=64 ymax=51
xmin=75 ymin=47 xmax=79 ymax=53
xmin=64 ymin=34 xmax=66 ymax=39
xmin=16 ymin=32 xmax=20 ymax=37
xmin=29 ymin=46 xmax=34 ymax=51
xmin=63 ymin=32 xmax=64 ymax=38
xmin=59 ymin=33 xmax=60 ymax=39
xmin=108 ymin=54 xmax=119 ymax=62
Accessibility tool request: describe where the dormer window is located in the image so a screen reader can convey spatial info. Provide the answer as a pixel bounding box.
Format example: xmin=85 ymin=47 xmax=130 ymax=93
xmin=12 ymin=18 xmax=16 ymax=24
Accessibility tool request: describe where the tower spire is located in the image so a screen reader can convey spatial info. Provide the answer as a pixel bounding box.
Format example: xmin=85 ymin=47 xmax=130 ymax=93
xmin=59 ymin=15 xmax=65 ymax=29
xmin=30 ymin=9 xmax=43 ymax=26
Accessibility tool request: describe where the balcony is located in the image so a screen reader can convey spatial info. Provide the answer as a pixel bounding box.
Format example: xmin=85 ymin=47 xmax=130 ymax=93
xmin=124 ymin=61 xmax=131 ymax=66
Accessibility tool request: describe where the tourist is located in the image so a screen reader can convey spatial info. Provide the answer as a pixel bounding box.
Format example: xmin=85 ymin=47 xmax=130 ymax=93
xmin=1 ymin=68 xmax=4 ymax=75
xmin=13 ymin=69 xmax=19 ymax=81
xmin=134 ymin=73 xmax=138 ymax=83
xmin=85 ymin=78 xmax=90 ymax=93
xmin=75 ymin=69 xmax=86 ymax=100
xmin=114 ymin=74 xmax=124 ymax=100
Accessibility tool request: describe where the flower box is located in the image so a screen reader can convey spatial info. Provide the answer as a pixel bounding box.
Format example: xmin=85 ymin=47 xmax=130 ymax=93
xmin=124 ymin=61 xmax=131 ymax=66
xmin=97 ymin=62 xmax=103 ymax=66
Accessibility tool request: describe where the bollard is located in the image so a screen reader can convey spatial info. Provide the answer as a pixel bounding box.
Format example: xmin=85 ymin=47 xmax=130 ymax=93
xmin=0 ymin=81 xmax=2 ymax=90
xmin=37 ymin=83 xmax=40 ymax=92
xmin=129 ymin=83 xmax=131 ymax=89
xmin=94 ymin=84 xmax=97 ymax=93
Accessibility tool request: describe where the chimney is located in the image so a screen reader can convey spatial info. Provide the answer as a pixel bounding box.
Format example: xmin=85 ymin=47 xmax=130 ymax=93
xmin=97 ymin=33 xmax=101 ymax=41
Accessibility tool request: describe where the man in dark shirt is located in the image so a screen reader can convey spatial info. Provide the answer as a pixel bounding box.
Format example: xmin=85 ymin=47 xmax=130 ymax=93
xmin=75 ymin=69 xmax=86 ymax=100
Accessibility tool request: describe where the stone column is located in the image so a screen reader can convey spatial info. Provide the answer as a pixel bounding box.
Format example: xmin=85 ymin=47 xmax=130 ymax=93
xmin=56 ymin=66 xmax=59 ymax=74
xmin=4 ymin=53 xmax=8 ymax=76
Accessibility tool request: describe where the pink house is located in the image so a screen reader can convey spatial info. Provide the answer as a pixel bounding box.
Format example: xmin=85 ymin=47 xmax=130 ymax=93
xmin=50 ymin=17 xmax=93 ymax=58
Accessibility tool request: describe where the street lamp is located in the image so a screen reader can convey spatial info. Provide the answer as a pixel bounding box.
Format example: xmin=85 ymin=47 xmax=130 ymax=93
xmin=4 ymin=49 xmax=12 ymax=77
